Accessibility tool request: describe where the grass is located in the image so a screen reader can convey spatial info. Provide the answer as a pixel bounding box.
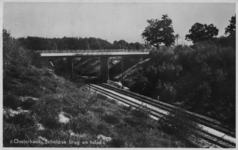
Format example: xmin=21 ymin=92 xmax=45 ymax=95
xmin=3 ymin=64 xmax=197 ymax=147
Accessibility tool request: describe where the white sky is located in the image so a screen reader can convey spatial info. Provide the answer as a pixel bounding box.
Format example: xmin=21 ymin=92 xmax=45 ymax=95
xmin=3 ymin=1 xmax=236 ymax=45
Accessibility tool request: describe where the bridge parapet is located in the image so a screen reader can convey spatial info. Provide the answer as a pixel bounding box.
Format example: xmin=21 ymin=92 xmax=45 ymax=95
xmin=36 ymin=49 xmax=151 ymax=53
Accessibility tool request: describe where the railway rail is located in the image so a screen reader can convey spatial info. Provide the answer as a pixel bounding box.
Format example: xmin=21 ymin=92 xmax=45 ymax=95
xmin=85 ymin=83 xmax=235 ymax=148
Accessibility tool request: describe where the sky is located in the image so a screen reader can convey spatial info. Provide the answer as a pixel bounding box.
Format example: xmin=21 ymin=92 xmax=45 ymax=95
xmin=3 ymin=1 xmax=236 ymax=45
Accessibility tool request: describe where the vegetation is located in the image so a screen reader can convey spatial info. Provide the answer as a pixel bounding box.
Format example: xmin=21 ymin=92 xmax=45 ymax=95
xmin=142 ymin=14 xmax=176 ymax=48
xmin=18 ymin=36 xmax=146 ymax=51
xmin=225 ymin=15 xmax=236 ymax=36
xmin=185 ymin=23 xmax=219 ymax=43
xmin=124 ymin=15 xmax=236 ymax=128
xmin=3 ymin=13 xmax=236 ymax=147
xmin=3 ymin=29 xmax=195 ymax=147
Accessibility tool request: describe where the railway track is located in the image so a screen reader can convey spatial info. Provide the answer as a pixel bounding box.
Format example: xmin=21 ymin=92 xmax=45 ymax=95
xmin=85 ymin=83 xmax=236 ymax=148
xmin=99 ymin=83 xmax=235 ymax=136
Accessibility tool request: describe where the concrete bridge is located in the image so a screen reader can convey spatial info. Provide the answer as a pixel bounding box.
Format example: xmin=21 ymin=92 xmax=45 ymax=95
xmin=38 ymin=49 xmax=150 ymax=82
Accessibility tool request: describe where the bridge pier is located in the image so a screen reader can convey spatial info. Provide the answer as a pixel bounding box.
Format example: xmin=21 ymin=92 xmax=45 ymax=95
xmin=120 ymin=57 xmax=124 ymax=84
xmin=67 ymin=58 xmax=73 ymax=79
xmin=100 ymin=56 xmax=109 ymax=82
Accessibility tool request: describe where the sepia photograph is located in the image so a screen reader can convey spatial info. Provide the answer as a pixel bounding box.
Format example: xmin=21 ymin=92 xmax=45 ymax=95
xmin=2 ymin=0 xmax=236 ymax=148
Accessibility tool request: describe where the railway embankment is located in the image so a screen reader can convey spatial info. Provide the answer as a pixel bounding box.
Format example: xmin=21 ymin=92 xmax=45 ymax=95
xmin=4 ymin=64 xmax=197 ymax=147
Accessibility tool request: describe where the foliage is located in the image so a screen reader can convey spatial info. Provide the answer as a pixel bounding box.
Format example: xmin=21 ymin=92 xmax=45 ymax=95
xmin=102 ymin=113 xmax=120 ymax=124
xmin=3 ymin=60 xmax=191 ymax=147
xmin=186 ymin=23 xmax=219 ymax=43
xmin=2 ymin=27 xmax=197 ymax=148
xmin=142 ymin=14 xmax=176 ymax=48
xmin=159 ymin=108 xmax=201 ymax=140
xmin=18 ymin=36 xmax=145 ymax=51
xmin=215 ymin=35 xmax=235 ymax=49
xmin=3 ymin=29 xmax=42 ymax=78
xmin=175 ymin=34 xmax=180 ymax=45
xmin=225 ymin=15 xmax=236 ymax=36
xmin=3 ymin=94 xmax=21 ymax=110
xmin=126 ymin=41 xmax=235 ymax=127
xmin=215 ymin=15 xmax=236 ymax=49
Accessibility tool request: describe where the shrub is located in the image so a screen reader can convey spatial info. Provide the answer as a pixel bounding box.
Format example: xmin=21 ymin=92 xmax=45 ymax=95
xmin=18 ymin=83 xmax=41 ymax=97
xmin=32 ymin=97 xmax=62 ymax=129
xmin=3 ymin=29 xmax=41 ymax=75
xmin=95 ymin=123 xmax=110 ymax=135
xmin=157 ymin=82 xmax=177 ymax=103
xmin=70 ymin=116 xmax=93 ymax=133
xmin=41 ymin=76 xmax=58 ymax=93
xmin=63 ymin=106 xmax=79 ymax=117
xmin=91 ymin=107 xmax=105 ymax=114
xmin=3 ymin=94 xmax=21 ymax=109
xmin=109 ymin=138 xmax=125 ymax=147
xmin=20 ymin=98 xmax=37 ymax=110
xmin=102 ymin=113 xmax=120 ymax=125
xmin=3 ymin=123 xmax=38 ymax=147
xmin=122 ymin=117 xmax=138 ymax=127
xmin=6 ymin=113 xmax=35 ymax=127
xmin=79 ymin=92 xmax=98 ymax=114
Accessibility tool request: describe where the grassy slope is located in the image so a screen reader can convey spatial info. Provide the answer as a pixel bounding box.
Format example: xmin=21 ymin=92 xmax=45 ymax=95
xmin=3 ymin=65 xmax=195 ymax=147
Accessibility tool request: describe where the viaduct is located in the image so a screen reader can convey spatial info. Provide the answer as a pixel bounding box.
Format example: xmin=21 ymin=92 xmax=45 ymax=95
xmin=39 ymin=49 xmax=150 ymax=82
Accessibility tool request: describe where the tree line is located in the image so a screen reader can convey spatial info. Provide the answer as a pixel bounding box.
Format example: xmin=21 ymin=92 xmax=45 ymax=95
xmin=17 ymin=36 xmax=145 ymax=51
xmin=142 ymin=14 xmax=235 ymax=49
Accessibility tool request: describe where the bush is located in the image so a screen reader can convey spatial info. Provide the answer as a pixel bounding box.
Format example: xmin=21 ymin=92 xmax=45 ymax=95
xmin=91 ymin=107 xmax=105 ymax=114
xmin=102 ymin=113 xmax=120 ymax=125
xmin=158 ymin=82 xmax=177 ymax=103
xmin=109 ymin=138 xmax=125 ymax=147
xmin=3 ymin=123 xmax=38 ymax=147
xmin=3 ymin=94 xmax=21 ymax=109
xmin=32 ymin=97 xmax=62 ymax=129
xmin=122 ymin=117 xmax=139 ymax=127
xmin=6 ymin=113 xmax=35 ymax=127
xmin=21 ymin=98 xmax=37 ymax=110
xmin=3 ymin=29 xmax=41 ymax=75
xmin=70 ymin=116 xmax=93 ymax=133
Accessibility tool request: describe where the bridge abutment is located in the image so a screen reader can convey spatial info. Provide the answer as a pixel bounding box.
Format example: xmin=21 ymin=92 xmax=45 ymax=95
xmin=100 ymin=56 xmax=109 ymax=82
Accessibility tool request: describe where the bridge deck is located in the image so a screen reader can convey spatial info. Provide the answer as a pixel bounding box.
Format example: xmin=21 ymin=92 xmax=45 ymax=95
xmin=38 ymin=49 xmax=150 ymax=57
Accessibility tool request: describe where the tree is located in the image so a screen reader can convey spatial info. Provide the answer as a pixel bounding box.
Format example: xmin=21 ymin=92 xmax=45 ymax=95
xmin=142 ymin=14 xmax=175 ymax=48
xmin=185 ymin=23 xmax=219 ymax=43
xmin=175 ymin=34 xmax=180 ymax=45
xmin=225 ymin=15 xmax=236 ymax=36
xmin=3 ymin=29 xmax=13 ymax=75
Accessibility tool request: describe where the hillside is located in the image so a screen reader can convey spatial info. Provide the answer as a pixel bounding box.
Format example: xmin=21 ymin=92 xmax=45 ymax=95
xmin=3 ymin=63 xmax=195 ymax=147
xmin=3 ymin=29 xmax=196 ymax=147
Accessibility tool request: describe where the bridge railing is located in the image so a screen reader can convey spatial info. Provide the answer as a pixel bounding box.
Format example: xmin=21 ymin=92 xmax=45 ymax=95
xmin=36 ymin=49 xmax=151 ymax=53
